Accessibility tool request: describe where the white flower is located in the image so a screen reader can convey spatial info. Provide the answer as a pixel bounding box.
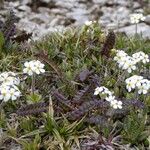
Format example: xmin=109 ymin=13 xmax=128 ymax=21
xmin=142 ymin=53 xmax=149 ymax=64
xmin=125 ymin=76 xmax=150 ymax=94
xmin=0 ymin=85 xmax=11 ymax=102
xmin=0 ymin=72 xmax=20 ymax=86
xmin=94 ymin=87 xmax=102 ymax=95
xmin=137 ymin=79 xmax=150 ymax=94
xmin=9 ymin=86 xmax=21 ymax=100
xmin=110 ymin=100 xmax=122 ymax=109
xmin=130 ymin=75 xmax=143 ymax=87
xmin=84 ymin=20 xmax=96 ymax=26
xmin=94 ymin=86 xmax=123 ymax=109
xmin=33 ymin=60 xmax=45 ymax=74
xmin=94 ymin=86 xmax=113 ymax=96
xmin=85 ymin=21 xmax=93 ymax=26
xmin=23 ymin=61 xmax=35 ymax=76
xmin=125 ymin=78 xmax=136 ymax=92
xmin=130 ymin=13 xmax=145 ymax=24
xmin=132 ymin=51 xmax=149 ymax=64
xmin=23 ymin=60 xmax=45 ymax=76
xmin=122 ymin=57 xmax=136 ymax=73
xmin=114 ymin=50 xmax=149 ymax=73
xmin=114 ymin=50 xmax=137 ymax=73
xmin=0 ymin=85 xmax=21 ymax=101
xmin=114 ymin=50 xmax=128 ymax=62
xmin=105 ymin=95 xmax=115 ymax=102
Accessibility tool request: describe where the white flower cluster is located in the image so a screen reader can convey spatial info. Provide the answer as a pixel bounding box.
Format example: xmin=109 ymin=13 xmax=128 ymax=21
xmin=0 ymin=72 xmax=21 ymax=102
xmin=84 ymin=20 xmax=96 ymax=26
xmin=94 ymin=86 xmax=122 ymax=109
xmin=0 ymin=72 xmax=20 ymax=86
xmin=132 ymin=51 xmax=149 ymax=64
xmin=130 ymin=13 xmax=145 ymax=24
xmin=125 ymin=75 xmax=150 ymax=94
xmin=114 ymin=50 xmax=149 ymax=73
xmin=23 ymin=60 xmax=45 ymax=76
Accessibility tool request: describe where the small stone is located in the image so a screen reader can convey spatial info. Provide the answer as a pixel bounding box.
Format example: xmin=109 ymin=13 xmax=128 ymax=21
xmin=18 ymin=5 xmax=31 ymax=12
xmin=107 ymin=23 xmax=118 ymax=30
xmin=144 ymin=15 xmax=150 ymax=25
xmin=133 ymin=2 xmax=141 ymax=9
xmin=93 ymin=0 xmax=107 ymax=5
xmin=20 ymin=0 xmax=31 ymax=5
xmin=41 ymin=0 xmax=51 ymax=3
xmin=117 ymin=23 xmax=150 ymax=39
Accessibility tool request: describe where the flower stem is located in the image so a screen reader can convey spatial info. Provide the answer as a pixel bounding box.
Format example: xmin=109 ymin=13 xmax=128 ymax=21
xmin=135 ymin=23 xmax=138 ymax=35
xmin=31 ymin=74 xmax=35 ymax=94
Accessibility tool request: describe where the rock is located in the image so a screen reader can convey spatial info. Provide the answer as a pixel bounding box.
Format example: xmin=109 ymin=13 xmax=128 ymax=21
xmin=50 ymin=8 xmax=68 ymax=15
xmin=30 ymin=13 xmax=52 ymax=24
xmin=145 ymin=15 xmax=150 ymax=25
xmin=0 ymin=0 xmax=148 ymax=41
xmin=116 ymin=0 xmax=130 ymax=6
xmin=20 ymin=0 xmax=31 ymax=5
xmin=134 ymin=9 xmax=144 ymax=13
xmin=42 ymin=0 xmax=51 ymax=3
xmin=106 ymin=23 xmax=118 ymax=30
xmin=67 ymin=7 xmax=89 ymax=25
xmin=133 ymin=2 xmax=141 ymax=9
xmin=93 ymin=0 xmax=107 ymax=5
xmin=18 ymin=5 xmax=31 ymax=12
xmin=38 ymin=7 xmax=51 ymax=13
xmin=117 ymin=23 xmax=150 ymax=39
xmin=7 ymin=1 xmax=20 ymax=7
xmin=99 ymin=19 xmax=111 ymax=27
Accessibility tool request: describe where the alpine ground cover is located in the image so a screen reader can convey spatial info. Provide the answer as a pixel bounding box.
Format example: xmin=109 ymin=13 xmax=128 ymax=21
xmin=0 ymin=12 xmax=150 ymax=150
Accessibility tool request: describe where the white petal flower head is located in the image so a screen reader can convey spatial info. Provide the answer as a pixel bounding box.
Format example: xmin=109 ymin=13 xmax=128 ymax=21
xmin=125 ymin=78 xmax=136 ymax=92
xmin=105 ymin=95 xmax=115 ymax=102
xmin=137 ymin=79 xmax=150 ymax=95
xmin=99 ymin=86 xmax=113 ymax=96
xmin=129 ymin=75 xmax=143 ymax=87
xmin=0 ymin=72 xmax=14 ymax=85
xmin=33 ymin=60 xmax=45 ymax=74
xmin=23 ymin=60 xmax=45 ymax=76
xmin=142 ymin=53 xmax=149 ymax=64
xmin=94 ymin=87 xmax=101 ymax=95
xmin=132 ymin=51 xmax=149 ymax=64
xmin=94 ymin=86 xmax=113 ymax=96
xmin=122 ymin=57 xmax=137 ymax=73
xmin=0 ymin=85 xmax=11 ymax=102
xmin=110 ymin=100 xmax=122 ymax=109
xmin=23 ymin=61 xmax=35 ymax=76
xmin=130 ymin=13 xmax=145 ymax=24
xmin=84 ymin=20 xmax=96 ymax=26
xmin=94 ymin=87 xmax=104 ymax=95
xmin=85 ymin=21 xmax=93 ymax=26
xmin=114 ymin=50 xmax=128 ymax=62
xmin=0 ymin=72 xmax=20 ymax=87
xmin=9 ymin=86 xmax=21 ymax=100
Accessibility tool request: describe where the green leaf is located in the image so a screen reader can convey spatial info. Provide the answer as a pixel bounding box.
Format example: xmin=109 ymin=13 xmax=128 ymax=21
xmin=0 ymin=32 xmax=5 ymax=51
xmin=26 ymin=93 xmax=42 ymax=103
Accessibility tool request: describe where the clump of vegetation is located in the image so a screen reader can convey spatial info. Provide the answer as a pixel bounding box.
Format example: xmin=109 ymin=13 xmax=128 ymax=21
xmin=0 ymin=13 xmax=149 ymax=150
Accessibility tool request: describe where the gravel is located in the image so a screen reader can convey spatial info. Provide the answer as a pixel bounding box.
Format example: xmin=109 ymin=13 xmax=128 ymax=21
xmin=0 ymin=0 xmax=149 ymax=40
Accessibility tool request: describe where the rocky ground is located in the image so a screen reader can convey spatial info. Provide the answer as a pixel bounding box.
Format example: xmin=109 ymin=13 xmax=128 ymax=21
xmin=0 ymin=0 xmax=150 ymax=40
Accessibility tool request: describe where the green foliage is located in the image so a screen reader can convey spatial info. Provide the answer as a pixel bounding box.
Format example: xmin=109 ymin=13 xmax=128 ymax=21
xmin=0 ymin=22 xmax=149 ymax=149
xmin=0 ymin=32 xmax=5 ymax=51
xmin=0 ymin=109 xmax=6 ymax=128
xmin=20 ymin=117 xmax=36 ymax=134
xmin=26 ymin=93 xmax=42 ymax=103
xmin=19 ymin=134 xmax=41 ymax=150
xmin=122 ymin=112 xmax=147 ymax=145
